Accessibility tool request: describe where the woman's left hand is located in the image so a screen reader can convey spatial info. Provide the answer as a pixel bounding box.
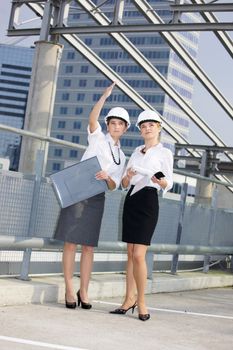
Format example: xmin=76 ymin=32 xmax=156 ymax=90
xmin=95 ymin=170 xmax=109 ymax=181
xmin=151 ymin=175 xmax=167 ymax=189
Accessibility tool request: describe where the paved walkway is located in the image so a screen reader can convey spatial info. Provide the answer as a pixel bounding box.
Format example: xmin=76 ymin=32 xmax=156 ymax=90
xmin=0 ymin=287 xmax=232 ymax=350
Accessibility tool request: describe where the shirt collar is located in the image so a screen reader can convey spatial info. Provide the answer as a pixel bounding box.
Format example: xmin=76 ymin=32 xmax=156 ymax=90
xmin=106 ymin=133 xmax=121 ymax=147
xmin=138 ymin=142 xmax=162 ymax=152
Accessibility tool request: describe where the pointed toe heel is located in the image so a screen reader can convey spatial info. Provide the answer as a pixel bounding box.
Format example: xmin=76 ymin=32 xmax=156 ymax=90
xmin=110 ymin=302 xmax=137 ymax=315
xmin=77 ymin=290 xmax=92 ymax=310
xmin=138 ymin=313 xmax=150 ymax=321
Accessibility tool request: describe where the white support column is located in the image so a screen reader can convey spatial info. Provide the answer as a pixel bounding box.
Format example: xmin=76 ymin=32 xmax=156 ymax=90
xmin=19 ymin=41 xmax=63 ymax=175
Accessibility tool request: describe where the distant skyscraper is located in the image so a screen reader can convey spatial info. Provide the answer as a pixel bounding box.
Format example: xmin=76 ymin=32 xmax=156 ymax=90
xmin=47 ymin=0 xmax=199 ymax=174
xmin=0 ymin=44 xmax=34 ymax=169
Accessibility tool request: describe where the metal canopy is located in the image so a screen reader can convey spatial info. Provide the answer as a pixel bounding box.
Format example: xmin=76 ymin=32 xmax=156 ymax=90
xmin=191 ymin=0 xmax=233 ymax=59
xmin=6 ymin=0 xmax=233 ymax=183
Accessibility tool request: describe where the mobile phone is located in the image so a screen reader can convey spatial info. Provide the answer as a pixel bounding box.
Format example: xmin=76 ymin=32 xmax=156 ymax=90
xmin=154 ymin=171 xmax=165 ymax=179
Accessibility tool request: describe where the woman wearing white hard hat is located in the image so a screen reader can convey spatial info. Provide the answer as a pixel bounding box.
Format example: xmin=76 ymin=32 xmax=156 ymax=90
xmin=110 ymin=109 xmax=173 ymax=321
xmin=54 ymin=83 xmax=130 ymax=310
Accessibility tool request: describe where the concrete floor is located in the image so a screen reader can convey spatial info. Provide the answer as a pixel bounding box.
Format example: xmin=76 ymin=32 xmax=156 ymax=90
xmin=0 ymin=287 xmax=232 ymax=350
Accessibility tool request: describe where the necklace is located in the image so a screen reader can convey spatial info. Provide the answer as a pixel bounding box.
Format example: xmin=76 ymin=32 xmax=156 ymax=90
xmin=141 ymin=143 xmax=159 ymax=154
xmin=141 ymin=147 xmax=146 ymax=154
xmin=108 ymin=142 xmax=121 ymax=165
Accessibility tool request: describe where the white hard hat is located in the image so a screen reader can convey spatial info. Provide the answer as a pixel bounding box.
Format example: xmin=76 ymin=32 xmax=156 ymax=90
xmin=136 ymin=110 xmax=162 ymax=129
xmin=105 ymin=107 xmax=131 ymax=129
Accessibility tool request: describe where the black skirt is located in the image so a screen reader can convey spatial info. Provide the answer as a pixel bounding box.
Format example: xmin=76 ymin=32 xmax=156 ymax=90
xmin=54 ymin=192 xmax=105 ymax=247
xmin=122 ymin=186 xmax=159 ymax=246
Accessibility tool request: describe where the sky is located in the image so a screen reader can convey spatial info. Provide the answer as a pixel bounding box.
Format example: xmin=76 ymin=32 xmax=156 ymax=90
xmin=0 ymin=1 xmax=232 ymax=146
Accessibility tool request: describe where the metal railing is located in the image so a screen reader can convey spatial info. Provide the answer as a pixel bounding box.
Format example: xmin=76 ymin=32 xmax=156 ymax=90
xmin=0 ymin=123 xmax=233 ymax=280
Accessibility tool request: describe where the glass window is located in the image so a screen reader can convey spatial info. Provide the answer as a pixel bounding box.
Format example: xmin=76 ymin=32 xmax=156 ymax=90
xmin=70 ymin=150 xmax=78 ymax=158
xmin=93 ymin=94 xmax=101 ymax=101
xmin=100 ymin=38 xmax=115 ymax=46
xmin=56 ymin=134 xmax=64 ymax=140
xmin=62 ymin=93 xmax=69 ymax=101
xmin=52 ymin=163 xmax=61 ymax=171
xmin=58 ymin=121 xmax=66 ymax=128
xmin=72 ymin=135 xmax=80 ymax=143
xmin=73 ymin=121 xmax=81 ymax=129
xmin=121 ymin=139 xmax=144 ymax=147
xmin=142 ymin=95 xmax=165 ymax=103
xmin=54 ymin=149 xmax=62 ymax=156
xmin=79 ymin=80 xmax=86 ymax=87
xmin=71 ymin=13 xmax=80 ymax=19
xmin=95 ymin=80 xmax=110 ymax=87
xmin=84 ymin=38 xmax=92 ymax=45
xmin=63 ymin=79 xmax=71 ymax=87
xmin=75 ymin=107 xmax=83 ymax=115
xmin=67 ymin=51 xmax=75 ymax=59
xmin=60 ymin=107 xmax=68 ymax=114
xmin=80 ymin=66 xmax=88 ymax=73
xmin=65 ymin=66 xmax=73 ymax=73
xmin=77 ymin=93 xmax=85 ymax=101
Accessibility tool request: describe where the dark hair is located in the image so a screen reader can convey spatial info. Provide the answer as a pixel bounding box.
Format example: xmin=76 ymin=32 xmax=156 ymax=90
xmin=106 ymin=116 xmax=128 ymax=127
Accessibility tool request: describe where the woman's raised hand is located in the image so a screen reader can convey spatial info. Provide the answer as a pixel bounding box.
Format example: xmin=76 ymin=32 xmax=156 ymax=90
xmin=103 ymin=82 xmax=116 ymax=99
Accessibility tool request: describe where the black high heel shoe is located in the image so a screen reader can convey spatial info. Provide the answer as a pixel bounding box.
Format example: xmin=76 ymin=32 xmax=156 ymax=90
xmin=109 ymin=301 xmax=137 ymax=315
xmin=65 ymin=295 xmax=76 ymax=309
xmin=138 ymin=313 xmax=150 ymax=321
xmin=77 ymin=290 xmax=92 ymax=309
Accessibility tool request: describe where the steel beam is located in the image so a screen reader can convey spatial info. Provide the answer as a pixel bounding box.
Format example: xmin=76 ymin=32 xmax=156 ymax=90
xmin=175 ymin=144 xmax=233 ymax=152
xmin=133 ymin=0 xmax=233 ymax=122
xmin=62 ymin=32 xmax=189 ymax=144
xmin=26 ymin=4 xmax=193 ymax=146
xmin=8 ymin=2 xmax=233 ymax=127
xmin=12 ymin=0 xmax=43 ymax=3
xmin=24 ymin=0 xmax=233 ymax=163
xmin=8 ymin=2 xmax=233 ymax=123
xmin=7 ymin=22 xmax=233 ymax=35
xmin=76 ymin=0 xmax=232 ymax=149
xmin=191 ymin=0 xmax=233 ymax=59
xmin=8 ymin=1 xmax=233 ymax=193
xmin=112 ymin=0 xmax=125 ymax=25
xmin=170 ymin=3 xmax=233 ymax=12
xmin=11 ymin=1 xmax=233 ymax=165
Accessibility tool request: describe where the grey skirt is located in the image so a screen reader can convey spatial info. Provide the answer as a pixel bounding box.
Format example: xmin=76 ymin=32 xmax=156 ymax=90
xmin=54 ymin=192 xmax=105 ymax=247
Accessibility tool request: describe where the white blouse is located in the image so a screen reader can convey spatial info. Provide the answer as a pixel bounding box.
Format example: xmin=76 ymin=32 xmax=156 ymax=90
xmin=124 ymin=143 xmax=173 ymax=194
xmin=81 ymin=122 xmax=126 ymax=189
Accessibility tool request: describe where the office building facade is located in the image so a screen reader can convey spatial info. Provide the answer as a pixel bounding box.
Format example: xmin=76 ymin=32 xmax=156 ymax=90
xmin=47 ymin=0 xmax=199 ymax=174
xmin=0 ymin=44 xmax=34 ymax=170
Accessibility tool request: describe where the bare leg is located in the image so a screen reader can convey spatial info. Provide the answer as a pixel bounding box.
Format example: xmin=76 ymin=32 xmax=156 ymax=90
xmin=79 ymin=245 xmax=94 ymax=302
xmin=63 ymin=242 xmax=77 ymax=302
xmin=132 ymin=244 xmax=148 ymax=315
xmin=121 ymin=243 xmax=137 ymax=308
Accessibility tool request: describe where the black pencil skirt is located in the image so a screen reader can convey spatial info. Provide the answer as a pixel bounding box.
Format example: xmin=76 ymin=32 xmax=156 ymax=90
xmin=122 ymin=186 xmax=159 ymax=246
xmin=54 ymin=192 xmax=105 ymax=247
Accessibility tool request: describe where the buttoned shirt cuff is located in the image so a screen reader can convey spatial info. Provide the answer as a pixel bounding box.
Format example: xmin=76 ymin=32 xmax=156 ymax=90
xmin=162 ymin=180 xmax=173 ymax=196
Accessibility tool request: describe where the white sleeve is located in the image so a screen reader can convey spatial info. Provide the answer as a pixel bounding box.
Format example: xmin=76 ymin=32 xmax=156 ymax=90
xmin=161 ymin=149 xmax=174 ymax=195
xmin=87 ymin=122 xmax=104 ymax=145
xmin=121 ymin=154 xmax=135 ymax=190
xmin=109 ymin=160 xmax=126 ymax=190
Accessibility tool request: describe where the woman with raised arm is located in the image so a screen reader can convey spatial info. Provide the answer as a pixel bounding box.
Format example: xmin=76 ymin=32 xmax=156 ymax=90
xmin=54 ymin=83 xmax=130 ymax=309
xmin=110 ymin=110 xmax=173 ymax=321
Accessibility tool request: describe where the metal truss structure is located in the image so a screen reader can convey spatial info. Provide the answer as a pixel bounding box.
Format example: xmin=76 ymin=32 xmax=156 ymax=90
xmin=6 ymin=0 xmax=233 ymax=185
